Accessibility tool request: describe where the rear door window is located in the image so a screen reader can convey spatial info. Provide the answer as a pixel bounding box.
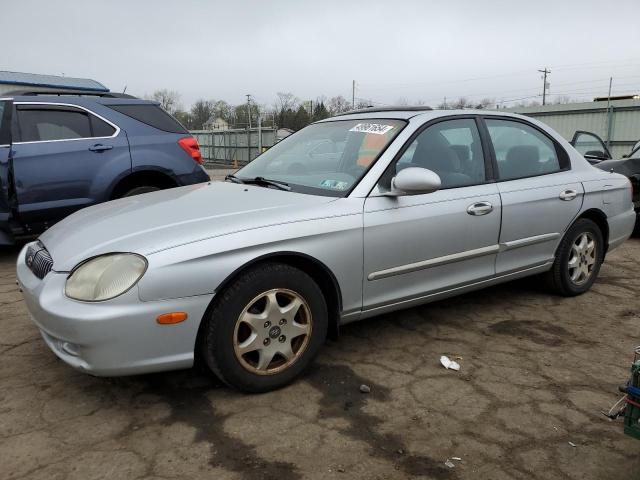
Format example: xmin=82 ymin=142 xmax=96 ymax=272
xmin=107 ymin=104 xmax=187 ymax=133
xmin=90 ymin=115 xmax=116 ymax=137
xmin=485 ymin=119 xmax=562 ymax=180
xmin=17 ymin=108 xmax=92 ymax=142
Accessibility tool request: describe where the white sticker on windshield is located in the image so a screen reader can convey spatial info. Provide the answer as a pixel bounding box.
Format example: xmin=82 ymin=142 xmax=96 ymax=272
xmin=349 ymin=123 xmax=394 ymax=135
xmin=320 ymin=179 xmax=349 ymax=190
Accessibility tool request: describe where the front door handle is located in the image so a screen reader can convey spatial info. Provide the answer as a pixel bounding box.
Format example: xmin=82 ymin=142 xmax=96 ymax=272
xmin=467 ymin=201 xmax=493 ymax=216
xmin=559 ymin=189 xmax=577 ymax=201
xmin=89 ymin=144 xmax=113 ymax=152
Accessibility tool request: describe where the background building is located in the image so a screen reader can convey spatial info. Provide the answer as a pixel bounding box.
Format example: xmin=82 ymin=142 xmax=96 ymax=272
xmin=507 ymin=98 xmax=640 ymax=158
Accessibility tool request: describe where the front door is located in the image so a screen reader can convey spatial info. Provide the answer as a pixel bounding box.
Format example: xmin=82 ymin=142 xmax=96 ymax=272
xmin=570 ymin=130 xmax=611 ymax=163
xmin=11 ymin=102 xmax=131 ymax=229
xmin=363 ymin=118 xmax=501 ymax=311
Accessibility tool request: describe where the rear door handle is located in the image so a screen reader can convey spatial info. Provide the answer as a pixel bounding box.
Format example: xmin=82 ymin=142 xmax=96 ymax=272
xmin=467 ymin=201 xmax=493 ymax=216
xmin=89 ymin=144 xmax=113 ymax=152
xmin=559 ymin=189 xmax=577 ymax=201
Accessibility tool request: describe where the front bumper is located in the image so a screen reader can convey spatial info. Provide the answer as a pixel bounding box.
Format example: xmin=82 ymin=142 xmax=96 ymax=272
xmin=16 ymin=243 xmax=214 ymax=376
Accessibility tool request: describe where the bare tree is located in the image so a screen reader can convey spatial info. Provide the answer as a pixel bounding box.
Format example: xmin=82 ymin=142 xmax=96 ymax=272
xmin=395 ymin=97 xmax=409 ymax=106
xmin=274 ymin=92 xmax=298 ymax=115
xmin=355 ymin=99 xmax=373 ymax=109
xmin=552 ymin=95 xmax=574 ymax=105
xmin=326 ymin=95 xmax=351 ymax=116
xmin=474 ymin=98 xmax=495 ymax=109
xmin=452 ymin=97 xmax=471 ymax=109
xmin=147 ymin=89 xmax=182 ymax=114
xmin=190 ymin=100 xmax=215 ymax=130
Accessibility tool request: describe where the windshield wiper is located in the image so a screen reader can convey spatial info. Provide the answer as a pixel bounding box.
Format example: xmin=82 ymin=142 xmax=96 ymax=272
xmin=225 ymin=174 xmax=290 ymax=191
xmin=225 ymin=174 xmax=244 ymax=184
xmin=229 ymin=175 xmax=291 ymax=191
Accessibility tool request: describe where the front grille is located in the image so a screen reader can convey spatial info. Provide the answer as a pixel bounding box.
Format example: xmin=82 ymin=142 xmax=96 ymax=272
xmin=25 ymin=242 xmax=54 ymax=279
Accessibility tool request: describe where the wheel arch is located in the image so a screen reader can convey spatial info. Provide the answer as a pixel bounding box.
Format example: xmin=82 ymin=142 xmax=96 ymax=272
xmin=575 ymin=208 xmax=609 ymax=254
xmin=196 ymin=252 xmax=343 ymax=354
xmin=110 ymin=169 xmax=178 ymax=199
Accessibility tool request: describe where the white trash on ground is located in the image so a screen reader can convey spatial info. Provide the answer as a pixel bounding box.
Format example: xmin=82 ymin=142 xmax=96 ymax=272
xmin=440 ymin=355 xmax=461 ymax=371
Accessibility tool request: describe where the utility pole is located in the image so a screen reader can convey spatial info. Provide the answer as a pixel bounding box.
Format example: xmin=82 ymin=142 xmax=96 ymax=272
xmin=245 ymin=94 xmax=252 ymax=164
xmin=606 ymin=77 xmax=613 ymax=149
xmin=538 ymin=68 xmax=550 ymax=105
xmin=352 ymin=80 xmax=355 ymax=109
xmin=245 ymin=94 xmax=252 ymax=129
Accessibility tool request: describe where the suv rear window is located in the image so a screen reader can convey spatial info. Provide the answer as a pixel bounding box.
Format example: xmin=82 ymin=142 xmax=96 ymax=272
xmin=108 ymin=104 xmax=187 ymax=133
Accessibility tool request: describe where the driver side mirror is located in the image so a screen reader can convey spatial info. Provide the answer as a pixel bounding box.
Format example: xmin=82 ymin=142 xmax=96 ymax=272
xmin=387 ymin=167 xmax=441 ymax=196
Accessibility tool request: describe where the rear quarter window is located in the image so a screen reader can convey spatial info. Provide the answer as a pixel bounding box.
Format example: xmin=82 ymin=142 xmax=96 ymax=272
xmin=108 ymin=104 xmax=187 ymax=134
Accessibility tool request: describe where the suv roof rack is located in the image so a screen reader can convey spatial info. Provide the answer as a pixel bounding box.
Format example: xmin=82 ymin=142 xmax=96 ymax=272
xmin=6 ymin=89 xmax=137 ymax=99
xmin=335 ymin=105 xmax=433 ymax=116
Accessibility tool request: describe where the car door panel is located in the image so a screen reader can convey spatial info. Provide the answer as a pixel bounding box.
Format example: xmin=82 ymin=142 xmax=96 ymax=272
xmin=496 ymin=173 xmax=584 ymax=274
xmin=363 ymin=183 xmax=501 ymax=309
xmin=11 ymin=104 xmax=131 ymax=227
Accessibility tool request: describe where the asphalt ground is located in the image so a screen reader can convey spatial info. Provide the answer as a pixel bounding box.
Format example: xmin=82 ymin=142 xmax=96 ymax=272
xmin=1 ymin=200 xmax=639 ymax=479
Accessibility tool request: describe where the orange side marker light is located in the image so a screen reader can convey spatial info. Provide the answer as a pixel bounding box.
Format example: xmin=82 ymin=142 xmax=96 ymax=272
xmin=157 ymin=312 xmax=188 ymax=325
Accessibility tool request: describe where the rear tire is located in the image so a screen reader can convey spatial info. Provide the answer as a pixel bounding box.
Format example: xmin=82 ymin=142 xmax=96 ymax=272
xmin=122 ymin=186 xmax=161 ymax=197
xmin=199 ymin=263 xmax=328 ymax=393
xmin=545 ymin=218 xmax=604 ymax=296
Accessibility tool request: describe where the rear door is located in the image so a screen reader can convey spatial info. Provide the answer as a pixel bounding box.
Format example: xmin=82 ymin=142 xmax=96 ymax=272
xmin=11 ymin=102 xmax=131 ymax=229
xmin=484 ymin=117 xmax=584 ymax=274
xmin=570 ymin=131 xmax=611 ymax=163
xmin=0 ymin=99 xmax=15 ymax=243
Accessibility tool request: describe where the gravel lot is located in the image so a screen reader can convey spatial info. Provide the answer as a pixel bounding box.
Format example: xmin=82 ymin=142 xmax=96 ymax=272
xmin=1 ymin=232 xmax=639 ymax=479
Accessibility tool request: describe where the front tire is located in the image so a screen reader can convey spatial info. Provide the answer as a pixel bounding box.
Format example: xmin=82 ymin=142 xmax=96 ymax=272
xmin=199 ymin=263 xmax=328 ymax=393
xmin=545 ymin=218 xmax=604 ymax=296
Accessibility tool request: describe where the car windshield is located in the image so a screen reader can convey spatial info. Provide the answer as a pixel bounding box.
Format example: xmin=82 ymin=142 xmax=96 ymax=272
xmin=234 ymin=119 xmax=406 ymax=196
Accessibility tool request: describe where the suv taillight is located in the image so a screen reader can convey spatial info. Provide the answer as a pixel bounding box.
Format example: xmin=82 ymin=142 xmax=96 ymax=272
xmin=178 ymin=136 xmax=203 ymax=165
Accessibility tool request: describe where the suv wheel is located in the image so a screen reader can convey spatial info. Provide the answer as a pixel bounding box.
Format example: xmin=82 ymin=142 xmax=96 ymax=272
xmin=199 ymin=263 xmax=328 ymax=392
xmin=545 ymin=218 xmax=604 ymax=296
xmin=122 ymin=186 xmax=161 ymax=197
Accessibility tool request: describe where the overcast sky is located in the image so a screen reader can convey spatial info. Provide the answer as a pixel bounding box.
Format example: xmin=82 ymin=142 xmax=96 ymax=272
xmin=4 ymin=0 xmax=640 ymax=109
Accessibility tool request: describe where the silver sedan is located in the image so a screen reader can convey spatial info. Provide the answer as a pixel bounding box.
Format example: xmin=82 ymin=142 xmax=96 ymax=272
xmin=17 ymin=108 xmax=635 ymax=392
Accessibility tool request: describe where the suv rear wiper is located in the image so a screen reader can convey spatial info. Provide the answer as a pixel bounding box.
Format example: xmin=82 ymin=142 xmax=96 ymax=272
xmin=226 ymin=175 xmax=291 ymax=191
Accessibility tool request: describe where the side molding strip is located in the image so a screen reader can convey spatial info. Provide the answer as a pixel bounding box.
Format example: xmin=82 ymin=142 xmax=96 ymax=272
xmin=367 ymin=232 xmax=560 ymax=281
xmin=500 ymin=232 xmax=560 ymax=251
xmin=367 ymin=244 xmax=500 ymax=281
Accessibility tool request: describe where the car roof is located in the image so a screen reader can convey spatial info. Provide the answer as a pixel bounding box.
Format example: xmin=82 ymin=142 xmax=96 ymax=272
xmin=7 ymin=93 xmax=155 ymax=106
xmin=319 ymin=108 xmax=530 ymax=122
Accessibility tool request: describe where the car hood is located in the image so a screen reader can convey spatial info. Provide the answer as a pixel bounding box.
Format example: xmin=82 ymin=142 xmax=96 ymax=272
xmin=40 ymin=182 xmax=337 ymax=271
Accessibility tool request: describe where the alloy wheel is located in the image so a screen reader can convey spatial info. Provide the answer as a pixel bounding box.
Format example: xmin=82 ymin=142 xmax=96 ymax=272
xmin=567 ymin=232 xmax=597 ymax=285
xmin=233 ymin=289 xmax=312 ymax=375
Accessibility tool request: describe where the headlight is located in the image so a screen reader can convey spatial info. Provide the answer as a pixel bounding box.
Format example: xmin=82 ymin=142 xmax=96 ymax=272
xmin=65 ymin=253 xmax=147 ymax=302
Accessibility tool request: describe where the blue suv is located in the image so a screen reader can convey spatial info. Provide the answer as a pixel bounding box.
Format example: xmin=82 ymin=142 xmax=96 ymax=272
xmin=0 ymin=91 xmax=210 ymax=244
